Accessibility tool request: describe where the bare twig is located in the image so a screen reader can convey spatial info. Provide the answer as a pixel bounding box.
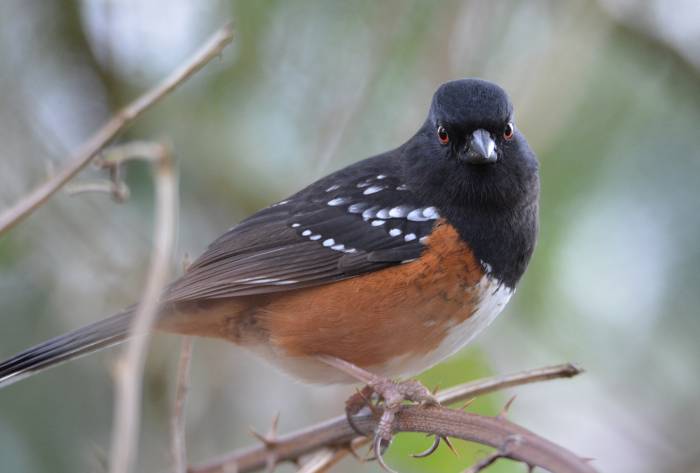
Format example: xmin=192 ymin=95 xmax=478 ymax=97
xmin=463 ymin=449 xmax=508 ymax=473
xmin=297 ymin=448 xmax=346 ymax=473
xmin=0 ymin=23 xmax=234 ymax=236
xmin=189 ymin=363 xmax=592 ymax=473
xmin=435 ymin=363 xmax=582 ymax=406
xmin=171 ymin=337 xmax=194 ymax=473
xmin=109 ymin=143 xmax=177 ymax=473
xmin=64 ymin=179 xmax=130 ymax=202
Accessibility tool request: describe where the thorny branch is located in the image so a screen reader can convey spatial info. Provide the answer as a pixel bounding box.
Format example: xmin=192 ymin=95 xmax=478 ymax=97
xmin=189 ymin=363 xmax=596 ymax=473
xmin=0 ymin=22 xmax=234 ymax=236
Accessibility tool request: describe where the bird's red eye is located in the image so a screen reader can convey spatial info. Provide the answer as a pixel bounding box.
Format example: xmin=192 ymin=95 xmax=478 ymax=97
xmin=503 ymin=122 xmax=514 ymax=140
xmin=437 ymin=126 xmax=449 ymax=144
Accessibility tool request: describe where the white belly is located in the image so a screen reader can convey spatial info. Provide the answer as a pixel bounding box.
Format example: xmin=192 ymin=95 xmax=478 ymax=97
xmin=374 ymin=273 xmax=513 ymax=378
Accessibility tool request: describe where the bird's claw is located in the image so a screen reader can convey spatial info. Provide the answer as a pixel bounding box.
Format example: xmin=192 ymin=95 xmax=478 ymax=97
xmin=344 ymin=377 xmax=440 ymax=473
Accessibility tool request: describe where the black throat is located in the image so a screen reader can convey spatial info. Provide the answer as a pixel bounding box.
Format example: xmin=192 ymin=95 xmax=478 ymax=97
xmin=441 ymin=201 xmax=539 ymax=289
xmin=400 ymin=131 xmax=540 ymax=289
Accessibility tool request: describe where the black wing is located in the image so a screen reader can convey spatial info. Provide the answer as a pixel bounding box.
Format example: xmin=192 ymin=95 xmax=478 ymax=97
xmin=165 ymin=154 xmax=442 ymax=301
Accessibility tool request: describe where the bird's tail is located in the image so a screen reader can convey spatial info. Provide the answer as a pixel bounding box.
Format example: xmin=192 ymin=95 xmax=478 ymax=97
xmin=0 ymin=309 xmax=134 ymax=389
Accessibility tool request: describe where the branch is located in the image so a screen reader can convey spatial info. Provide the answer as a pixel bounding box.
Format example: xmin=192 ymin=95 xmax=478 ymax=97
xmin=434 ymin=363 xmax=582 ymax=406
xmin=0 ymin=22 xmax=234 ymax=236
xmin=297 ymin=448 xmax=346 ymax=473
xmin=188 ymin=364 xmax=594 ymax=473
xmin=109 ymin=143 xmax=177 ymax=473
xmin=171 ymin=337 xmax=194 ymax=473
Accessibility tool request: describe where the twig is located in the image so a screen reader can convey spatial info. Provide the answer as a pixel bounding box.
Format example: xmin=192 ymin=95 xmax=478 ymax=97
xmin=64 ymin=179 xmax=130 ymax=202
xmin=171 ymin=337 xmax=194 ymax=473
xmin=109 ymin=143 xmax=177 ymax=473
xmin=297 ymin=448 xmax=346 ymax=473
xmin=463 ymin=446 xmax=511 ymax=473
xmin=0 ymin=22 xmax=234 ymax=236
xmin=435 ymin=363 xmax=582 ymax=406
xmin=188 ymin=363 xmax=592 ymax=473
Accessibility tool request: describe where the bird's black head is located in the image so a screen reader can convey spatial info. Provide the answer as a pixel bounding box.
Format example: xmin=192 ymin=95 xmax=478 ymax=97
xmin=403 ymin=78 xmax=539 ymax=212
xmin=401 ymin=78 xmax=539 ymax=287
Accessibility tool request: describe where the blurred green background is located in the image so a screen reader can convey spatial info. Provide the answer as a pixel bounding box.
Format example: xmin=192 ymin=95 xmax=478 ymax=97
xmin=0 ymin=1 xmax=699 ymax=472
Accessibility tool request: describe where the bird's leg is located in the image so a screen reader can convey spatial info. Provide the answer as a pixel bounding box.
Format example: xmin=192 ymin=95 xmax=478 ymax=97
xmin=317 ymin=355 xmax=439 ymax=472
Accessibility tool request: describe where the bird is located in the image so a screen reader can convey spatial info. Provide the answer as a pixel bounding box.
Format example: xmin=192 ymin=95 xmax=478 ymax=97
xmin=0 ymin=78 xmax=539 ymax=463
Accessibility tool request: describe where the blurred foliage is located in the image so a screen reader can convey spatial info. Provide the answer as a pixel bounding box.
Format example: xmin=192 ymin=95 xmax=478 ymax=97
xmin=0 ymin=1 xmax=699 ymax=473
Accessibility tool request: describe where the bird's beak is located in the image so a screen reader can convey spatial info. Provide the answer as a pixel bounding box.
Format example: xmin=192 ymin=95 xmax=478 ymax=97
xmin=462 ymin=129 xmax=497 ymax=164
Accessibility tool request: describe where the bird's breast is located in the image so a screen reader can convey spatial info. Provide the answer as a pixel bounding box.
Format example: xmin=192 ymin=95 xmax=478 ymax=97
xmin=249 ymin=221 xmax=513 ymax=383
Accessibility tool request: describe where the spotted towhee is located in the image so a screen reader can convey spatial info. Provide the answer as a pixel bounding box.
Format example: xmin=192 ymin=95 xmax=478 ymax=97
xmin=0 ymin=79 xmax=539 ymax=396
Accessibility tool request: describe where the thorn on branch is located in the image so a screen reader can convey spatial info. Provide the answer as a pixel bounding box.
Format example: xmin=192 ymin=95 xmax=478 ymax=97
xmin=410 ymin=434 xmax=458 ymax=460
xmin=464 ymin=435 xmax=520 ymax=473
xmin=463 ymin=434 xmax=522 ymax=473
xmin=460 ymin=397 xmax=476 ymax=411
xmin=249 ymin=413 xmax=281 ymax=449
xmin=498 ymin=395 xmax=517 ymax=419
xmin=443 ymin=436 xmax=459 ymax=458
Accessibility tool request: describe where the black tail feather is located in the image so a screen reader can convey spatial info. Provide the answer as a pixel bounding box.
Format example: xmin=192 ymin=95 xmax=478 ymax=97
xmin=0 ymin=310 xmax=133 ymax=389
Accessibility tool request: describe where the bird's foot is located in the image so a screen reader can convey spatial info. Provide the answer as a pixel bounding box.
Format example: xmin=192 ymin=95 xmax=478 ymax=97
xmin=318 ymin=355 xmax=439 ymax=473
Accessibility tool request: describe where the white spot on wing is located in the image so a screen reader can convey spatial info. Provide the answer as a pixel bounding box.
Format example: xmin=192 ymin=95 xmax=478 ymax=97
xmin=389 ymin=206 xmax=411 ymax=218
xmin=234 ymin=276 xmax=266 ymax=283
xmin=301 ymin=230 xmax=312 ymax=236
xmin=291 ymin=223 xmax=300 ymax=228
xmin=327 ymin=197 xmax=349 ymax=206
xmin=407 ymin=208 xmax=435 ymax=222
xmin=396 ymin=184 xmax=408 ymax=191
xmin=331 ymin=244 xmax=345 ymax=251
xmin=389 ymin=228 xmax=402 ymax=237
xmin=325 ymin=184 xmax=340 ymax=192
xmin=423 ymin=206 xmax=439 ymax=219
xmin=309 ymin=234 xmax=322 ymax=240
xmin=322 ymin=238 xmax=335 ymax=247
xmin=371 ymin=219 xmax=385 ymax=226
xmin=376 ymin=174 xmax=386 ymax=179
xmin=376 ymin=208 xmax=391 ymax=219
xmin=348 ymin=202 xmax=368 ymax=214
xmin=235 ymin=276 xmax=299 ymax=285
xmin=404 ymin=233 xmax=416 ymax=242
xmin=362 ymin=206 xmax=380 ymax=220
xmin=363 ymin=185 xmax=384 ymax=195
